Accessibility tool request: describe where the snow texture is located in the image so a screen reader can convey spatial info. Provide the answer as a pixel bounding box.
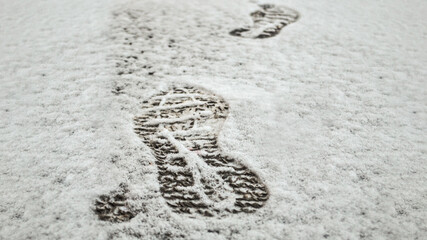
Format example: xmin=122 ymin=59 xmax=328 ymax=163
xmin=0 ymin=0 xmax=426 ymax=239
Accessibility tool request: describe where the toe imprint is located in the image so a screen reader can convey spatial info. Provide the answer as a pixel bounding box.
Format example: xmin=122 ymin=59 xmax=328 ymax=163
xmin=230 ymin=4 xmax=299 ymax=39
xmin=134 ymin=86 xmax=269 ymax=216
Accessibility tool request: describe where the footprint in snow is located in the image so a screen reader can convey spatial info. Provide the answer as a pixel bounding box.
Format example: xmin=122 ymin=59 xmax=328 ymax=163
xmin=133 ymin=86 xmax=269 ymax=216
xmin=230 ymin=4 xmax=299 ymax=39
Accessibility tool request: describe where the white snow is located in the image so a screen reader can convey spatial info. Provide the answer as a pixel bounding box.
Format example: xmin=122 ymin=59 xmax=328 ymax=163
xmin=1 ymin=0 xmax=426 ymax=239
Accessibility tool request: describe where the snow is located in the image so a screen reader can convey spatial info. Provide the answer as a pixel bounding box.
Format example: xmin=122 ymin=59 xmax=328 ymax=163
xmin=1 ymin=0 xmax=426 ymax=239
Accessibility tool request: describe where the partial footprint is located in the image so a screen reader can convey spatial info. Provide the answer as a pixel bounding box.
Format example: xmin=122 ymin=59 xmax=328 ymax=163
xmin=230 ymin=4 xmax=299 ymax=39
xmin=94 ymin=184 xmax=142 ymax=222
xmin=134 ymin=86 xmax=269 ymax=216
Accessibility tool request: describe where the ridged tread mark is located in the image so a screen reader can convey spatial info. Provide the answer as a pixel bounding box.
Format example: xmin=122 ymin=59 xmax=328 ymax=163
xmin=134 ymin=86 xmax=269 ymax=216
xmin=230 ymin=4 xmax=299 ymax=39
xmin=94 ymin=184 xmax=141 ymax=222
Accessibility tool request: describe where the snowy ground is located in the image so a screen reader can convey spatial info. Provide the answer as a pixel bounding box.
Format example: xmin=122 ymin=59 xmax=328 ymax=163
xmin=1 ymin=0 xmax=426 ymax=239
